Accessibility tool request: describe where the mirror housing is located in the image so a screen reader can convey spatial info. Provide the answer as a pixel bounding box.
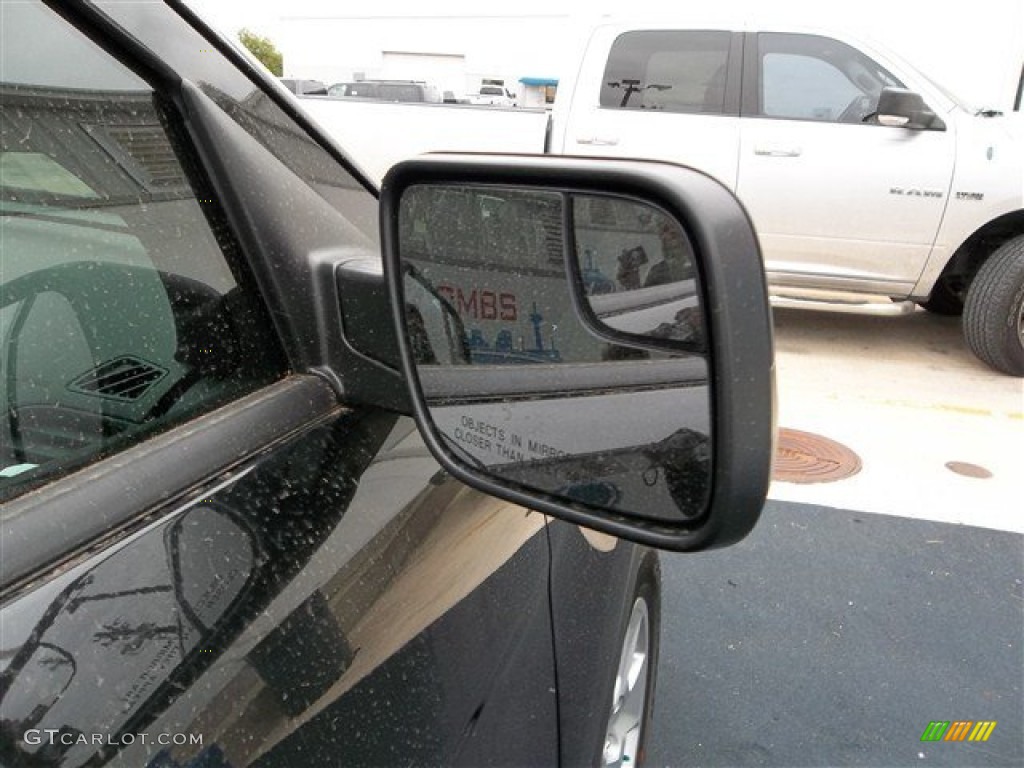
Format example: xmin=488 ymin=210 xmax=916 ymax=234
xmin=875 ymin=87 xmax=946 ymax=130
xmin=380 ymin=155 xmax=774 ymax=551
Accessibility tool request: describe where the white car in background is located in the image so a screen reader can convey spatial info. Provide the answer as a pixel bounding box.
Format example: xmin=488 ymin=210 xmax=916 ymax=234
xmin=470 ymin=84 xmax=516 ymax=107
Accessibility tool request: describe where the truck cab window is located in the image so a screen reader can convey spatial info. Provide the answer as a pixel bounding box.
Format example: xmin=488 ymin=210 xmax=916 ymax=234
xmin=757 ymin=32 xmax=905 ymax=123
xmin=0 ymin=0 xmax=285 ymax=500
xmin=601 ymin=30 xmax=732 ymax=114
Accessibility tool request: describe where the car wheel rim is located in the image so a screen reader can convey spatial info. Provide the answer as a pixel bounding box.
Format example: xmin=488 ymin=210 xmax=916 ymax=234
xmin=602 ymin=596 xmax=650 ymax=767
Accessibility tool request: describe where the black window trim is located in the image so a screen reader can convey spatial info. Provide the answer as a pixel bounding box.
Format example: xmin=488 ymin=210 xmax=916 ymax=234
xmin=0 ymin=375 xmax=340 ymax=594
xmin=165 ymin=0 xmax=378 ymax=196
xmin=740 ymin=32 xmax=760 ymax=117
xmin=725 ymin=31 xmax=744 ymax=116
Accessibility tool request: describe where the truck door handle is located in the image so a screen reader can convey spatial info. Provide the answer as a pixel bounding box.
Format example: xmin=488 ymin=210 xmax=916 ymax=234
xmin=754 ymin=145 xmax=802 ymax=157
xmin=576 ymin=136 xmax=620 ymax=146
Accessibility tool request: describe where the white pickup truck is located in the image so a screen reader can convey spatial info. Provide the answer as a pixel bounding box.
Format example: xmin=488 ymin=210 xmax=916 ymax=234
xmin=301 ymin=20 xmax=1024 ymax=376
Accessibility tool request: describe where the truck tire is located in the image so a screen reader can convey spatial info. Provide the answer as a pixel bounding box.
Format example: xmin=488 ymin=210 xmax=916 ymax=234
xmin=963 ymin=235 xmax=1024 ymax=376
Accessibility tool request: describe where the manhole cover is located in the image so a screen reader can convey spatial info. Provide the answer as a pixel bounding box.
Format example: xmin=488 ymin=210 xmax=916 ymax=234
xmin=944 ymin=461 xmax=993 ymax=479
xmin=773 ymin=428 xmax=862 ymax=484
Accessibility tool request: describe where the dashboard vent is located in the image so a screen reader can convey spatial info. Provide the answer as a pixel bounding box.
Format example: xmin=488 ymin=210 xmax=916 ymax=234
xmin=70 ymin=356 xmax=168 ymax=402
xmin=102 ymin=125 xmax=186 ymax=189
xmin=84 ymin=123 xmax=188 ymax=192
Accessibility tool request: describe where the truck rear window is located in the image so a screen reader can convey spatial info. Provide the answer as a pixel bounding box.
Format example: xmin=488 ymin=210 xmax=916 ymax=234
xmin=601 ymin=30 xmax=732 ymax=114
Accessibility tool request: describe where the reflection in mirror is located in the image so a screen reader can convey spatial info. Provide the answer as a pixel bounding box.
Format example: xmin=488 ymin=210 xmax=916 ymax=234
xmin=574 ymin=196 xmax=705 ymax=349
xmin=399 ymin=185 xmax=711 ymax=524
xmin=404 ymin=267 xmax=471 ymax=365
xmin=0 ymin=503 xmax=257 ymax=763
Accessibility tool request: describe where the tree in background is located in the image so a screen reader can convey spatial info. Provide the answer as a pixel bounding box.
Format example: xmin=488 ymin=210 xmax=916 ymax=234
xmin=238 ymin=28 xmax=283 ymax=76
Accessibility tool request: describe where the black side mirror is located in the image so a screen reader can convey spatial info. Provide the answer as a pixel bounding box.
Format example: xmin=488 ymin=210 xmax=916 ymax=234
xmin=380 ymin=155 xmax=775 ymax=551
xmin=876 ymin=87 xmax=946 ymax=130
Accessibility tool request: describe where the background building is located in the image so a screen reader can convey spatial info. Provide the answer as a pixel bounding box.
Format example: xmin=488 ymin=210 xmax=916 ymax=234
xmin=276 ymin=11 xmax=571 ymax=102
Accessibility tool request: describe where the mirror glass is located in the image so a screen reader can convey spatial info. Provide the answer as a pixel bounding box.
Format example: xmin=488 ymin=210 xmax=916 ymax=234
xmin=398 ymin=184 xmax=711 ymax=523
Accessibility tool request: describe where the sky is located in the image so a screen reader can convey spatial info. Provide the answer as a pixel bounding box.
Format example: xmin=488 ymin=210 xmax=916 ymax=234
xmin=185 ymin=0 xmax=1023 ymax=110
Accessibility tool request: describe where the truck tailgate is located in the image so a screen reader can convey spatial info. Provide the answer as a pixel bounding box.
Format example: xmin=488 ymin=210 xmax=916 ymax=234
xmin=300 ymin=97 xmax=550 ymax=185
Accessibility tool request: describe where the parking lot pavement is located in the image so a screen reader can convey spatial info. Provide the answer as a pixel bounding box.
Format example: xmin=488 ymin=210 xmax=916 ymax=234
xmin=648 ymin=307 xmax=1023 ymax=767
xmin=767 ymin=307 xmax=1023 ymax=534
xmin=650 ymin=501 xmax=1023 ymax=768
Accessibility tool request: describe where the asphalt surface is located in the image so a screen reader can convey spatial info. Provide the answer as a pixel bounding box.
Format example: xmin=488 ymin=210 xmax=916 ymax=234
xmin=647 ymin=500 xmax=1023 ymax=767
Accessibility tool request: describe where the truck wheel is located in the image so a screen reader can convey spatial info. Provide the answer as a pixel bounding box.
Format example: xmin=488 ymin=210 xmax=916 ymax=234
xmin=963 ymin=236 xmax=1024 ymax=376
xmin=601 ymin=558 xmax=660 ymax=767
xmin=919 ymin=274 xmax=964 ymax=316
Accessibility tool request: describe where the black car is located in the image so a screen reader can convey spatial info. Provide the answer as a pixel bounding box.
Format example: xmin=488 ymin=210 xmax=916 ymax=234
xmin=0 ymin=2 xmax=774 ymax=767
xmin=327 ymin=81 xmax=442 ymax=103
xmin=279 ymin=78 xmax=328 ymax=96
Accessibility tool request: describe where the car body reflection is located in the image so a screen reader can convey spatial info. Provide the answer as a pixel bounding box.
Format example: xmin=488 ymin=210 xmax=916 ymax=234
xmin=0 ymin=410 xmax=556 ymax=767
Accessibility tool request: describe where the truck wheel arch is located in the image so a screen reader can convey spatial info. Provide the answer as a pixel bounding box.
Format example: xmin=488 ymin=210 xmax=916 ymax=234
xmin=924 ymin=209 xmax=1024 ymax=312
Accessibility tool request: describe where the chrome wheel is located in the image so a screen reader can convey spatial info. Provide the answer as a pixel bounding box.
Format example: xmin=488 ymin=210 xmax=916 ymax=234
xmin=602 ymin=596 xmax=650 ymax=767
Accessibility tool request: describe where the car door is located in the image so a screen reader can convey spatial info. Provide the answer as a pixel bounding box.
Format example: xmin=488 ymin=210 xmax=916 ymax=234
xmin=736 ymin=31 xmax=957 ymax=295
xmin=0 ymin=2 xmax=558 ymax=766
xmin=559 ymin=26 xmax=743 ymax=190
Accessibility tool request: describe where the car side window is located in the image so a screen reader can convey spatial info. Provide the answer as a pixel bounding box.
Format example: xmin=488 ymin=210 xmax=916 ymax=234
xmin=0 ymin=0 xmax=286 ymax=501
xmin=601 ymin=30 xmax=733 ymax=114
xmin=756 ymin=32 xmax=905 ymax=123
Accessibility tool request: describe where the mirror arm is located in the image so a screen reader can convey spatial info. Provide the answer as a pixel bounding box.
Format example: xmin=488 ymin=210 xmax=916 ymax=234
xmin=331 ymin=258 xmax=412 ymax=414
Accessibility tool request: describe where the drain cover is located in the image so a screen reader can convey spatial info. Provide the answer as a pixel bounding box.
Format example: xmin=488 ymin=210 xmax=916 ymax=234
xmin=773 ymin=428 xmax=862 ymax=484
xmin=944 ymin=461 xmax=993 ymax=479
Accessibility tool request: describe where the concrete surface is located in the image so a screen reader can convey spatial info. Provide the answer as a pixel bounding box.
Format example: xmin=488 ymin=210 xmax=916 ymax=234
xmin=767 ymin=307 xmax=1023 ymax=534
